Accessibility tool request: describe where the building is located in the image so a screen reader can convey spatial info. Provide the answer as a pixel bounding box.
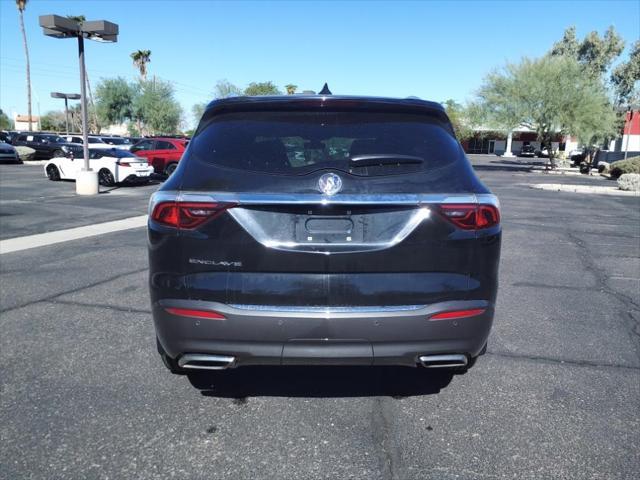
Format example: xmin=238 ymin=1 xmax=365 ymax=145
xmin=461 ymin=109 xmax=640 ymax=158
xmin=610 ymin=109 xmax=640 ymax=153
xmin=100 ymin=122 xmax=129 ymax=136
xmin=13 ymin=114 xmax=40 ymax=131
xmin=461 ymin=126 xmax=572 ymax=156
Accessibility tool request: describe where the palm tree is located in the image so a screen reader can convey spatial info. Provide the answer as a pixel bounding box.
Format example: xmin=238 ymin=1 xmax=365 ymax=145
xmin=285 ymin=84 xmax=298 ymax=95
xmin=131 ymin=50 xmax=151 ymax=81
xmin=16 ymin=0 xmax=32 ymax=130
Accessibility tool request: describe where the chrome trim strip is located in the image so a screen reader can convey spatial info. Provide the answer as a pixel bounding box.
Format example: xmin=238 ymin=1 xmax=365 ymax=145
xmin=228 ymin=206 xmax=431 ymax=254
xmin=475 ymin=193 xmax=500 ymax=208
xmin=159 ymin=299 xmax=489 ymax=320
xmin=177 ymin=192 xmax=479 ymax=205
xmin=228 ymin=304 xmax=426 ymax=313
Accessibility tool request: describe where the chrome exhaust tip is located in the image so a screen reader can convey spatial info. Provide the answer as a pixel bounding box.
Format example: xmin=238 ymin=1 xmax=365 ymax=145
xmin=178 ymin=354 xmax=236 ymax=370
xmin=418 ymin=354 xmax=468 ymax=368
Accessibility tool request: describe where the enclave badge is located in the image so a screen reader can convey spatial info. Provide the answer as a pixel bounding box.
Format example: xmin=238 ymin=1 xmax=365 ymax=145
xmin=318 ymin=173 xmax=342 ymax=196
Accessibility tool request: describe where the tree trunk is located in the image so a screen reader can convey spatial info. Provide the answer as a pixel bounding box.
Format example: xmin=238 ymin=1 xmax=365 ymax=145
xmin=18 ymin=10 xmax=32 ymax=131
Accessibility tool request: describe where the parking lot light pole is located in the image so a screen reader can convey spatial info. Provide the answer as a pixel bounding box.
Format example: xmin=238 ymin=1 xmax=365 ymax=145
xmin=50 ymin=92 xmax=80 ymax=135
xmin=38 ymin=15 xmax=118 ymax=195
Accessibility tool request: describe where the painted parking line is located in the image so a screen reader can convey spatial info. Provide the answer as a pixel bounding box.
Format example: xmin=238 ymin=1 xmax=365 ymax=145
xmin=0 ymin=215 xmax=148 ymax=255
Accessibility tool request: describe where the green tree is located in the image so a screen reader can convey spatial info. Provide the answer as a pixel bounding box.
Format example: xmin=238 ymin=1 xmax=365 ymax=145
xmin=612 ymin=40 xmax=640 ymax=105
xmin=16 ymin=0 xmax=32 ymax=130
xmin=244 ymin=81 xmax=281 ymax=96
xmin=130 ymin=50 xmax=151 ymax=81
xmin=95 ymin=77 xmax=135 ymax=126
xmin=133 ymin=79 xmax=182 ymax=135
xmin=40 ymin=110 xmax=67 ymax=131
xmin=0 ymin=110 xmax=12 ymax=130
xmin=285 ymin=84 xmax=298 ymax=95
xmin=443 ymin=99 xmax=475 ymax=142
xmin=192 ymin=102 xmax=206 ymax=122
xmin=476 ymin=56 xmax=617 ymax=167
xmin=550 ymin=25 xmax=624 ymax=79
xmin=214 ymin=79 xmax=242 ymax=99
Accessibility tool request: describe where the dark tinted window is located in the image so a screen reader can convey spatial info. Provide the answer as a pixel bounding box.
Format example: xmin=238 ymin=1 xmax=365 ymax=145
xmin=133 ymin=140 xmax=155 ymax=151
xmin=156 ymin=140 xmax=176 ymax=150
xmin=102 ymin=137 xmax=130 ymax=145
xmin=190 ymin=111 xmax=457 ymax=175
xmin=41 ymin=134 xmax=65 ymax=143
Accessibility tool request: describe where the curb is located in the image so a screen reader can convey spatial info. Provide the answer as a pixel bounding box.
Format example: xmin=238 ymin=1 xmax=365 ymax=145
xmin=529 ymin=183 xmax=640 ymax=197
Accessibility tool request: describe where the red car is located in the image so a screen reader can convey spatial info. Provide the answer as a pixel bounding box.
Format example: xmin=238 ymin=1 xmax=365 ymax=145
xmin=130 ymin=137 xmax=188 ymax=175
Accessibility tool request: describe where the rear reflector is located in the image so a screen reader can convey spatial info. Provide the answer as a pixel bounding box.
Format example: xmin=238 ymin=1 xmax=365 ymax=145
xmin=165 ymin=307 xmax=226 ymax=320
xmin=429 ymin=308 xmax=486 ymax=321
xmin=151 ymin=202 xmax=235 ymax=229
xmin=438 ymin=204 xmax=500 ymax=230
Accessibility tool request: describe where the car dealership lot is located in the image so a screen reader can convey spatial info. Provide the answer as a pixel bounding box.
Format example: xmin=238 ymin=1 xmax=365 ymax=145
xmin=1 ymin=157 xmax=638 ymax=479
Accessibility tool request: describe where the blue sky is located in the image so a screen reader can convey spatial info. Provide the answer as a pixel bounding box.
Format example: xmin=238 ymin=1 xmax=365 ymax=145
xmin=1 ymin=0 xmax=639 ymax=128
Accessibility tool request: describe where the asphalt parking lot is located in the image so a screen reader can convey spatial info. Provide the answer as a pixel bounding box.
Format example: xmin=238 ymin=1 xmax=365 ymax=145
xmin=1 ymin=156 xmax=638 ymax=479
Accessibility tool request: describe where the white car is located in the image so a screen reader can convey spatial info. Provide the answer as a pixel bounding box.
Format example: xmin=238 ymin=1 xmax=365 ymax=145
xmin=60 ymin=135 xmax=115 ymax=150
xmin=44 ymin=148 xmax=154 ymax=186
xmin=99 ymin=136 xmax=133 ymax=150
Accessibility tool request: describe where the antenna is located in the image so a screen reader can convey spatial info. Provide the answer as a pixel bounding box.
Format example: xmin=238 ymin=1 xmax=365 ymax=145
xmin=319 ymin=83 xmax=332 ymax=95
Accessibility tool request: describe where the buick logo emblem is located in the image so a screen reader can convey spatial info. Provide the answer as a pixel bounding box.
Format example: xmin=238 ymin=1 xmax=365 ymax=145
xmin=318 ymin=173 xmax=342 ymax=196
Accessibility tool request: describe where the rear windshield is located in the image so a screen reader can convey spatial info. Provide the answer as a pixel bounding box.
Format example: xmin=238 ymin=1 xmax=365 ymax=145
xmin=90 ymin=148 xmax=136 ymax=158
xmin=190 ymin=111 xmax=457 ymax=176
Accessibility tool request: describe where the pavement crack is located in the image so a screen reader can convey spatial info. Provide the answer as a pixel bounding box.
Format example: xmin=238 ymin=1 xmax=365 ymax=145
xmin=47 ymin=299 xmax=151 ymax=315
xmin=0 ymin=267 xmax=148 ymax=314
xmin=487 ymin=349 xmax=640 ymax=371
xmin=371 ymin=397 xmax=402 ymax=480
xmin=565 ymin=231 xmax=640 ymax=355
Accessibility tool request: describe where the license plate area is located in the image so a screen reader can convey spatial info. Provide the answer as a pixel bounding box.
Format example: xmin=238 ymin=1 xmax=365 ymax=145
xmin=295 ymin=216 xmax=363 ymax=243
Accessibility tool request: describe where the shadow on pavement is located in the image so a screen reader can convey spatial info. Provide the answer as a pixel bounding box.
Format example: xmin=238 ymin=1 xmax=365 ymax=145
xmin=99 ymin=177 xmax=163 ymax=193
xmin=472 ymin=159 xmax=540 ymax=173
xmin=187 ymin=365 xmax=455 ymax=398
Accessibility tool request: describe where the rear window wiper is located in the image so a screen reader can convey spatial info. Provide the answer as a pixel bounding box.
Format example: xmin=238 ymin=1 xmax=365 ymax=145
xmin=349 ymin=154 xmax=424 ymax=167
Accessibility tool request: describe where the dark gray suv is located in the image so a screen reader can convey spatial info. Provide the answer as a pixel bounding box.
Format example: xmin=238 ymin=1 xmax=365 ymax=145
xmin=148 ymin=95 xmax=501 ymax=374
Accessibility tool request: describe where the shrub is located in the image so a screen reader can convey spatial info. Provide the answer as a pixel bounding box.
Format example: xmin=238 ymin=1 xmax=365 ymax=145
xmin=617 ymin=173 xmax=640 ymax=192
xmin=609 ymin=156 xmax=640 ymax=179
xmin=14 ymin=146 xmax=35 ymax=161
xmin=598 ymin=161 xmax=610 ymax=174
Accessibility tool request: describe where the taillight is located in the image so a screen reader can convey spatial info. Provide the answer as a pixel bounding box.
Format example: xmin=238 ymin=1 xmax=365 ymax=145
xmin=151 ymin=202 xmax=234 ymax=229
xmin=117 ymin=161 xmax=131 ymax=166
xmin=438 ymin=204 xmax=500 ymax=230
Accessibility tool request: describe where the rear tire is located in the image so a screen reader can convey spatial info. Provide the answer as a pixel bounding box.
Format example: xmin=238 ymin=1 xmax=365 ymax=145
xmin=98 ymin=168 xmax=115 ymax=186
xmin=165 ymin=163 xmax=178 ymax=176
xmin=156 ymin=338 xmax=184 ymax=374
xmin=46 ymin=165 xmax=61 ymax=181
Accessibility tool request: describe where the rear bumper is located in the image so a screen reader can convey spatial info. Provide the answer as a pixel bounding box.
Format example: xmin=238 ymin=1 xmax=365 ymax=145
xmin=153 ymin=299 xmax=494 ymax=367
xmin=119 ymin=166 xmax=154 ymax=183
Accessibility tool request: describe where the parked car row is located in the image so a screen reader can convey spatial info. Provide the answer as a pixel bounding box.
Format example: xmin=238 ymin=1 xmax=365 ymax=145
xmin=38 ymin=136 xmax=190 ymax=186
xmin=11 ymin=133 xmax=84 ymax=159
xmin=2 ymin=130 xmax=189 ymax=175
xmin=1 ymin=130 xmax=139 ymax=147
